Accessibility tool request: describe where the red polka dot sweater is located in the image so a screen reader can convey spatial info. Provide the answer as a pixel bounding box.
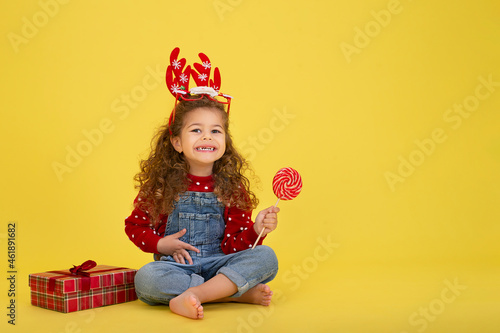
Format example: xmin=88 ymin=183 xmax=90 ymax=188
xmin=125 ymin=174 xmax=265 ymax=255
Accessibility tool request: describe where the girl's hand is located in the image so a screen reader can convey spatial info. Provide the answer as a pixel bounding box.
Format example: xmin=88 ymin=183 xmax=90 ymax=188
xmin=156 ymin=229 xmax=200 ymax=265
xmin=254 ymin=206 xmax=280 ymax=237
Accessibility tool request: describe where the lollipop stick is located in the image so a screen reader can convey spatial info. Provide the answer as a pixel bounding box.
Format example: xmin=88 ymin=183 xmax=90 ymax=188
xmin=252 ymin=198 xmax=280 ymax=249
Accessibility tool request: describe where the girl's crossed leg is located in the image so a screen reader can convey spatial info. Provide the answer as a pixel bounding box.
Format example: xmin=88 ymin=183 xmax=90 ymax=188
xmin=134 ymin=245 xmax=278 ymax=319
xmin=170 ymin=274 xmax=274 ymax=319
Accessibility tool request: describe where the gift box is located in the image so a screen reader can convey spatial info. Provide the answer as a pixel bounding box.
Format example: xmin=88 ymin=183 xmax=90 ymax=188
xmin=29 ymin=260 xmax=138 ymax=313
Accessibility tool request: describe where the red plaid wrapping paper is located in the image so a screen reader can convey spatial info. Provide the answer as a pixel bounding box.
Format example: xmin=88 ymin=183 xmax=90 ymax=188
xmin=29 ymin=265 xmax=138 ymax=313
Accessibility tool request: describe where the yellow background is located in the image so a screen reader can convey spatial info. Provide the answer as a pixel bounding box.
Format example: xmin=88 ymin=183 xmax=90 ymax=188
xmin=1 ymin=0 xmax=499 ymax=332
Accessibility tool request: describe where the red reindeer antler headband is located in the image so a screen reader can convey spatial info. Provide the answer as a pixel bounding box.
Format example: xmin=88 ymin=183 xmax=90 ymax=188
xmin=166 ymin=47 xmax=232 ymax=134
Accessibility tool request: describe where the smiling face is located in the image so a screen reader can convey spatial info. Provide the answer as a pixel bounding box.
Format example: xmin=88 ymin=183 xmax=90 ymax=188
xmin=170 ymin=107 xmax=226 ymax=176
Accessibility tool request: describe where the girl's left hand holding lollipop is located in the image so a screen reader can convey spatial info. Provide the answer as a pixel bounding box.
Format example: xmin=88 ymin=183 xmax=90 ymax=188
xmin=253 ymin=206 xmax=280 ymax=239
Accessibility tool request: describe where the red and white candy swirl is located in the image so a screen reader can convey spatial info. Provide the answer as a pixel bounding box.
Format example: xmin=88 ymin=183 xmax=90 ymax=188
xmin=272 ymin=167 xmax=302 ymax=201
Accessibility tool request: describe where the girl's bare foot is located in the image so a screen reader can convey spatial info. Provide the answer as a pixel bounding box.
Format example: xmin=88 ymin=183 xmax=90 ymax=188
xmin=169 ymin=290 xmax=204 ymax=319
xmin=226 ymin=284 xmax=273 ymax=306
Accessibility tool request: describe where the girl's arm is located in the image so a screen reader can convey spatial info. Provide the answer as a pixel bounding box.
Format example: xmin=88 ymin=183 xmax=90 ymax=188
xmin=221 ymin=206 xmax=279 ymax=254
xmin=125 ymin=198 xmax=200 ymax=264
xmin=124 ymin=207 xmax=163 ymax=254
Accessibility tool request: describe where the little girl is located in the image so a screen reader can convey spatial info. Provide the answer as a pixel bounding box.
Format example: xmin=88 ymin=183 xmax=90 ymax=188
xmin=125 ymin=89 xmax=279 ymax=319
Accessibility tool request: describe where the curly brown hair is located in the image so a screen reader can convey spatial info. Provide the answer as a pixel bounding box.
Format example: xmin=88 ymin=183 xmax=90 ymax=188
xmin=134 ymin=96 xmax=259 ymax=226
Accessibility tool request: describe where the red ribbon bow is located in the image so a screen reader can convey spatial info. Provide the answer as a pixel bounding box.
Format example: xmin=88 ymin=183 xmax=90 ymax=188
xmin=69 ymin=260 xmax=97 ymax=276
xmin=48 ymin=260 xmax=97 ymax=292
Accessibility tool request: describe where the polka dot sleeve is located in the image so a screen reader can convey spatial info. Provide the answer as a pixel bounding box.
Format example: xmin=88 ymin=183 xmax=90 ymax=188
xmin=221 ymin=206 xmax=263 ymax=254
xmin=124 ymin=202 xmax=163 ymax=254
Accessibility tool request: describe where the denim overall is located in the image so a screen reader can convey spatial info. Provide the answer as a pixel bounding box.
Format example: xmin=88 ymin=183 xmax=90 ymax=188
xmin=166 ymin=191 xmax=226 ymax=258
xmin=134 ymin=191 xmax=279 ymax=305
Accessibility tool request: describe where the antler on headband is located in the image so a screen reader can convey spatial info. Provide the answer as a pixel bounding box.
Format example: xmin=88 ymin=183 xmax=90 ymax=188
xmin=166 ymin=47 xmax=192 ymax=96
xmin=166 ymin=47 xmax=223 ymax=98
xmin=191 ymin=52 xmax=222 ymax=92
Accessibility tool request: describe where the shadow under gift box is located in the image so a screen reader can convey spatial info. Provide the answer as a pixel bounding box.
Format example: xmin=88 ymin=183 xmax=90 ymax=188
xmin=29 ymin=265 xmax=138 ymax=313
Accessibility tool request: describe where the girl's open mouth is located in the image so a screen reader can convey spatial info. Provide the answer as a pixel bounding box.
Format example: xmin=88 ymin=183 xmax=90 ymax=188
xmin=196 ymin=147 xmax=216 ymax=151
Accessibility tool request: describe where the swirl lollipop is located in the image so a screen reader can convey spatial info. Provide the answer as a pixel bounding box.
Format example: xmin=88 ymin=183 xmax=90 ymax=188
xmin=272 ymin=167 xmax=303 ymax=203
xmin=252 ymin=167 xmax=303 ymax=249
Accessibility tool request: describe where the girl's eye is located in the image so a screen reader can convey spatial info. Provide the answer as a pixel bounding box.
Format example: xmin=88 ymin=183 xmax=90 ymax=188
xmin=191 ymin=129 xmax=201 ymax=133
xmin=211 ymin=129 xmax=222 ymax=134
